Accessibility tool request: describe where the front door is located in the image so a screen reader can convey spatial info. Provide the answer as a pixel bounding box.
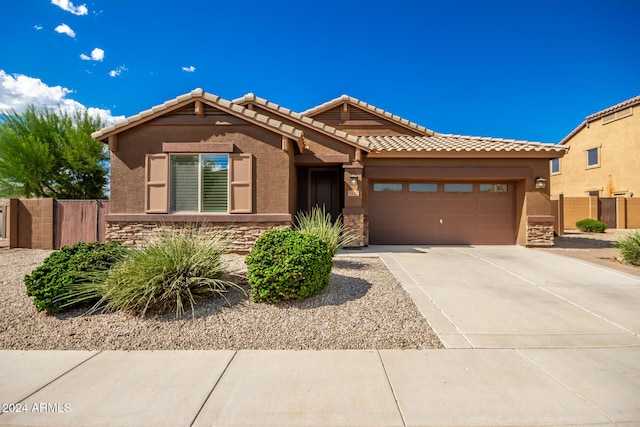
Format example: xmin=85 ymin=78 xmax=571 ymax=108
xmin=310 ymin=169 xmax=341 ymax=220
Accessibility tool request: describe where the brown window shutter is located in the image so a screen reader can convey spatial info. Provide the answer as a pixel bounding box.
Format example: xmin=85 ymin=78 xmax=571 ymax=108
xmin=229 ymin=153 xmax=252 ymax=213
xmin=144 ymin=153 xmax=169 ymax=213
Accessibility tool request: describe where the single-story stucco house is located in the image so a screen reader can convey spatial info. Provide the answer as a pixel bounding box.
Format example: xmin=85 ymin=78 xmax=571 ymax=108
xmin=92 ymin=89 xmax=567 ymax=251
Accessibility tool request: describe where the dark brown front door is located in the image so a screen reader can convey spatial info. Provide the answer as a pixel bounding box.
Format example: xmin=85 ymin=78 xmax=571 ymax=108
xmin=599 ymin=198 xmax=617 ymax=228
xmin=310 ymin=169 xmax=341 ymax=220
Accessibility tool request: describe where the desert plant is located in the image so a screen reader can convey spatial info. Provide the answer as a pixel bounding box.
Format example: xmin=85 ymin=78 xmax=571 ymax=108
xmin=613 ymin=232 xmax=640 ymax=266
xmin=575 ymin=218 xmax=608 ymax=233
xmin=245 ymin=228 xmax=333 ymax=303
xmin=24 ymin=241 xmax=129 ymax=312
xmin=294 ymin=206 xmax=358 ymax=256
xmin=84 ymin=229 xmax=240 ymax=318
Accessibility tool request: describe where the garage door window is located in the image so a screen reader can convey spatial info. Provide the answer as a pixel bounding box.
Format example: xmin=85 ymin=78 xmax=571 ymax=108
xmin=409 ymin=183 xmax=438 ymax=192
xmin=444 ymin=183 xmax=473 ymax=192
xmin=373 ymin=183 xmax=402 ymax=192
xmin=479 ymin=184 xmax=508 ymax=192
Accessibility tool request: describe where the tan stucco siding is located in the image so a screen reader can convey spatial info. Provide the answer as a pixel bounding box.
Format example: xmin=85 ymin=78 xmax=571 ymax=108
xmin=551 ymin=105 xmax=640 ymax=197
xmin=109 ymin=123 xmax=291 ymax=215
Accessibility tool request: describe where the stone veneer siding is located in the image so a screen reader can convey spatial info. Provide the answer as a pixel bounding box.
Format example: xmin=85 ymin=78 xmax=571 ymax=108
xmin=526 ymin=215 xmax=555 ymax=247
xmin=342 ymin=210 xmax=368 ymax=247
xmin=106 ymin=221 xmax=291 ymax=253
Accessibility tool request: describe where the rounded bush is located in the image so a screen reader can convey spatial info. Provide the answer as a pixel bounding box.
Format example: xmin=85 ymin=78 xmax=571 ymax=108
xmin=575 ymin=218 xmax=608 ymax=233
xmin=24 ymin=241 xmax=130 ymax=313
xmin=245 ymin=228 xmax=333 ymax=303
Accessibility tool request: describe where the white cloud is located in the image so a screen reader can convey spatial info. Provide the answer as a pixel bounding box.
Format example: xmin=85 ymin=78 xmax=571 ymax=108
xmin=51 ymin=0 xmax=88 ymax=16
xmin=34 ymin=25 xmax=43 ymax=30
xmin=54 ymin=23 xmax=76 ymax=38
xmin=80 ymin=48 xmax=104 ymax=61
xmin=182 ymin=65 xmax=196 ymax=72
xmin=0 ymin=70 xmax=125 ymax=125
xmin=108 ymin=65 xmax=127 ymax=77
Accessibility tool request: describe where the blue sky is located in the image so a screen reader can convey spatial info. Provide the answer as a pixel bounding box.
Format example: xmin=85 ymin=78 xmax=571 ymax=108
xmin=1 ymin=0 xmax=639 ymax=143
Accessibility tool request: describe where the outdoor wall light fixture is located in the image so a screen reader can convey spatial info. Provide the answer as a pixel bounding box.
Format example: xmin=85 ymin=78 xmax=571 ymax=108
xmin=535 ymin=177 xmax=547 ymax=189
xmin=350 ymin=174 xmax=358 ymax=186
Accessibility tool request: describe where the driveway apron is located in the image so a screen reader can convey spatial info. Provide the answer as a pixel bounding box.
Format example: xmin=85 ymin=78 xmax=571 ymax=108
xmin=365 ymin=245 xmax=640 ymax=349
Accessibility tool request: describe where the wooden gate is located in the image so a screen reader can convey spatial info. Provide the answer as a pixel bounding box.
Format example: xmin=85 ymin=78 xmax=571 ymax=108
xmin=598 ymin=198 xmax=617 ymax=228
xmin=54 ymin=200 xmax=110 ymax=249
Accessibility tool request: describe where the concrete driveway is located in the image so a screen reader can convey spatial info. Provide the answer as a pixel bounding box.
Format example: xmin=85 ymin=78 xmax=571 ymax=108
xmin=351 ymin=245 xmax=640 ymax=349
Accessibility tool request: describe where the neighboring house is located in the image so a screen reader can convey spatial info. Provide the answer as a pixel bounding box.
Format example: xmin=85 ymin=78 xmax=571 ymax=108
xmin=551 ymin=95 xmax=640 ymax=197
xmin=92 ymin=89 xmax=567 ymax=250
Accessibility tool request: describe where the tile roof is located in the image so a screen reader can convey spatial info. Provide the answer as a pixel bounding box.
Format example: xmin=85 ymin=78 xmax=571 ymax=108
xmin=92 ymin=88 xmax=303 ymax=142
xmin=364 ymin=134 xmax=568 ymax=154
xmin=559 ymin=94 xmax=640 ymax=145
xmin=585 ymin=94 xmax=640 ymax=121
xmin=231 ymin=93 xmax=370 ymax=150
xmin=299 ymin=94 xmax=436 ymax=136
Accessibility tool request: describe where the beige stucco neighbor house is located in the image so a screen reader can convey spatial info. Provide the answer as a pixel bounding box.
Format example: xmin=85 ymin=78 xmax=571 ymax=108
xmin=551 ymin=95 xmax=640 ymax=197
xmin=92 ymin=89 xmax=567 ymax=251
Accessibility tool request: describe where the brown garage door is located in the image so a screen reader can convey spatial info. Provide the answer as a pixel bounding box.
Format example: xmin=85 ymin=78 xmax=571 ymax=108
xmin=369 ymin=182 xmax=515 ymax=245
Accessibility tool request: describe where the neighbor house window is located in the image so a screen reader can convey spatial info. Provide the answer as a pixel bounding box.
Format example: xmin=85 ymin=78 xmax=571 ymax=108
xmin=587 ymin=190 xmax=600 ymax=197
xmin=444 ymin=183 xmax=473 ymax=192
xmin=373 ymin=183 xmax=402 ymax=192
xmin=550 ymin=158 xmax=560 ymax=174
xmin=586 ymin=148 xmax=599 ymax=167
xmin=170 ymin=154 xmax=228 ymax=212
xmin=479 ymin=184 xmax=508 ymax=192
xmin=409 ymin=183 xmax=438 ymax=192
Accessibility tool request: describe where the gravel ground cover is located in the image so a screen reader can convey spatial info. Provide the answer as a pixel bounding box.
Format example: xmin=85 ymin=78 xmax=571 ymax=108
xmin=0 ymin=248 xmax=443 ymax=350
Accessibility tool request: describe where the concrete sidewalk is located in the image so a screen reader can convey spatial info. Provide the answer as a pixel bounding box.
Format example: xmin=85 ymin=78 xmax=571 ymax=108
xmin=1 ymin=348 xmax=639 ymax=426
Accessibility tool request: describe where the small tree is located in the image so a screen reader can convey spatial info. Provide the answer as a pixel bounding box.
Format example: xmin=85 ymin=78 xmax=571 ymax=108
xmin=0 ymin=105 xmax=108 ymax=199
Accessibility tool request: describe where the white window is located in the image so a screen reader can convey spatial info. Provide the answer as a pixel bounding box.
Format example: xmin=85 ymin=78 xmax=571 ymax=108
xmin=550 ymin=158 xmax=560 ymax=174
xmin=170 ymin=154 xmax=228 ymax=212
xmin=586 ymin=147 xmax=599 ymax=167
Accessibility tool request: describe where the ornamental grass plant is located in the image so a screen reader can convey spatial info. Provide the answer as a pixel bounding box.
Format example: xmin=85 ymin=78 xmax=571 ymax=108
xmin=79 ymin=228 xmax=241 ymax=319
xmin=294 ymin=206 xmax=358 ymax=256
xmin=613 ymin=231 xmax=640 ymax=266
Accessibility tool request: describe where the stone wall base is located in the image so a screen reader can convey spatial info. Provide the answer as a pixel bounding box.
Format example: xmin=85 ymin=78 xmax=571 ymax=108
xmin=342 ymin=211 xmax=368 ymax=247
xmin=526 ymin=215 xmax=555 ymax=247
xmin=106 ymin=221 xmax=291 ymax=253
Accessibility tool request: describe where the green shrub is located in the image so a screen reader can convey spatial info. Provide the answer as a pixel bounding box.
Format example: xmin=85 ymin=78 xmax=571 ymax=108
xmin=294 ymin=206 xmax=358 ymax=256
xmin=86 ymin=230 xmax=239 ymax=318
xmin=575 ymin=218 xmax=608 ymax=233
xmin=24 ymin=241 xmax=129 ymax=313
xmin=613 ymin=232 xmax=640 ymax=266
xmin=246 ymin=228 xmax=333 ymax=303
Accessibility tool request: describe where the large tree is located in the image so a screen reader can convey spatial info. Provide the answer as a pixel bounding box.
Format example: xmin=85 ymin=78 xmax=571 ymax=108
xmin=0 ymin=105 xmax=108 ymax=199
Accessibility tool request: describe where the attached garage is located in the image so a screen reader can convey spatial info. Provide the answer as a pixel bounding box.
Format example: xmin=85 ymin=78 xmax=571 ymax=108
xmin=369 ymin=181 xmax=516 ymax=245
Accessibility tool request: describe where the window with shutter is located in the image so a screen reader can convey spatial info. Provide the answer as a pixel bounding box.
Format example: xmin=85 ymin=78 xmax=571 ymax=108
xmin=169 ymin=154 xmax=230 ymax=213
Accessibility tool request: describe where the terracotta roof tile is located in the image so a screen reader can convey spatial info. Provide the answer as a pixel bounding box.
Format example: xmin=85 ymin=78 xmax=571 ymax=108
xmin=231 ymin=93 xmax=369 ymax=150
xmin=365 ymin=134 xmax=568 ymax=154
xmin=585 ymin=94 xmax=640 ymax=121
xmin=559 ymin=94 xmax=640 ymax=145
xmin=299 ymin=95 xmax=435 ymax=136
xmin=92 ymin=89 xmax=303 ymax=141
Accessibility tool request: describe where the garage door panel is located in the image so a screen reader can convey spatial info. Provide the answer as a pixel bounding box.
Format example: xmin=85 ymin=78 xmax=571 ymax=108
xmin=370 ymin=181 xmax=516 ymax=245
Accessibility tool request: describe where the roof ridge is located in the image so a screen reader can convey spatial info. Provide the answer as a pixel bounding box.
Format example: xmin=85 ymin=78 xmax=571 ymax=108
xmin=231 ymin=93 xmax=370 ymax=150
xmin=299 ymin=95 xmax=436 ymax=137
xmin=585 ymin=94 xmax=640 ymax=121
xmin=92 ymin=89 xmax=303 ymax=141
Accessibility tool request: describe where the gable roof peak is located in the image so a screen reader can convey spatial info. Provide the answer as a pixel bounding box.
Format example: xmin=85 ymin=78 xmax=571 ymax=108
xmin=300 ymin=94 xmax=435 ymax=136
